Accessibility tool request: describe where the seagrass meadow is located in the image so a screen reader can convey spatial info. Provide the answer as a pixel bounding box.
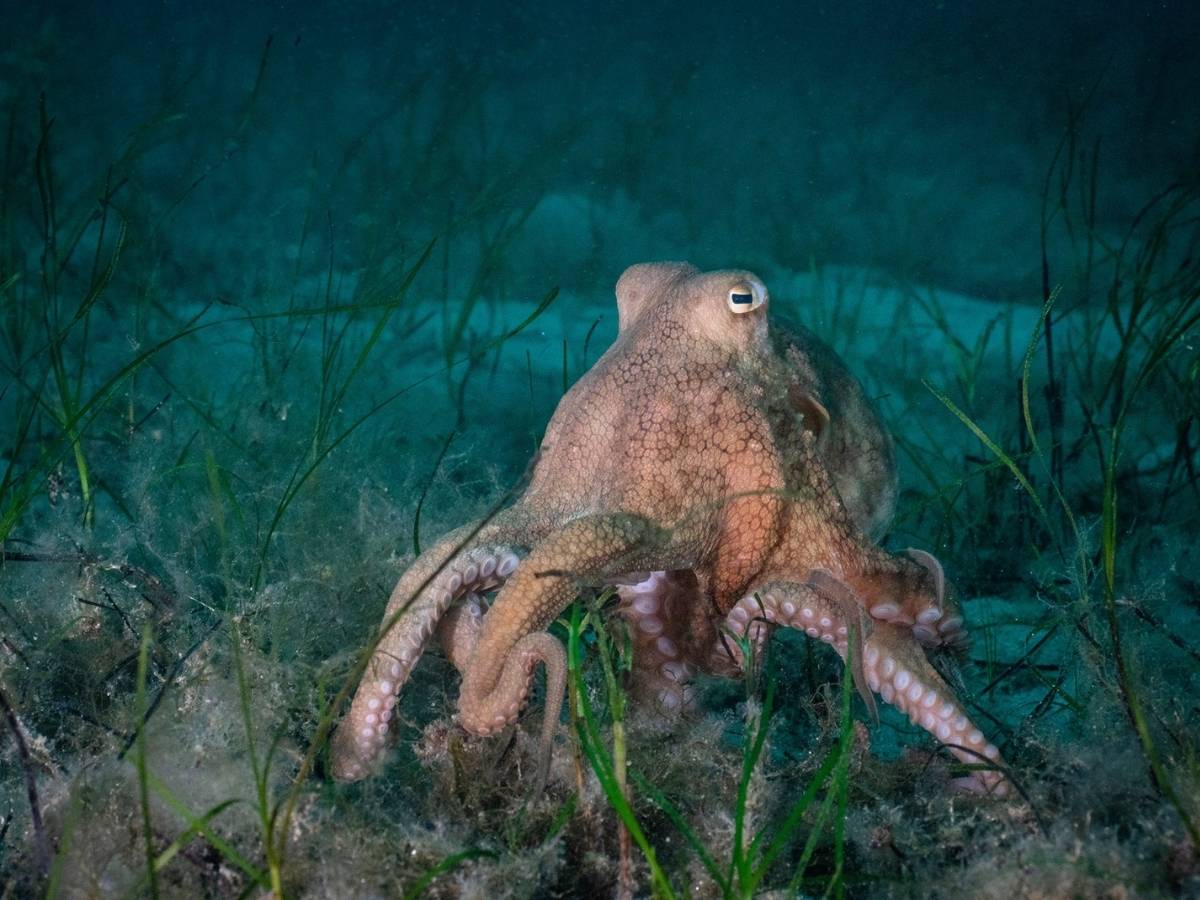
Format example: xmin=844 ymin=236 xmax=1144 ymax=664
xmin=1 ymin=2 xmax=1199 ymax=897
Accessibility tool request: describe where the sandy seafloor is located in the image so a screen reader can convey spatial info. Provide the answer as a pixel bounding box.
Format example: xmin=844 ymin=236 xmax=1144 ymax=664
xmin=1 ymin=1 xmax=1199 ymax=896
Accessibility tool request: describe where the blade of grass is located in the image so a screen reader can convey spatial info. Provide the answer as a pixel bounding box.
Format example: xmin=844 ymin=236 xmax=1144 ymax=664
xmin=1019 ymin=287 xmax=1086 ymax=580
xmin=402 ymin=848 xmax=497 ymax=900
xmin=231 ymin=621 xmax=284 ymax=896
xmin=1101 ymin=430 xmax=1200 ymax=850
xmin=122 ymin=799 xmax=244 ymax=899
xmin=747 ymin=737 xmax=843 ymax=891
xmin=567 ymin=604 xmax=676 ymax=898
xmin=0 ymin=685 xmax=50 ymax=878
xmin=824 ymin=649 xmax=853 ymax=900
xmin=754 ymin=632 xmax=855 ymax=896
xmin=539 ymin=792 xmax=578 ymax=846
xmin=412 ymin=429 xmax=455 ymax=556
xmin=786 ymin=786 xmax=837 ymax=895
xmin=252 ymin=286 xmax=558 ymax=589
xmin=731 ymin=676 xmax=776 ymax=889
xmin=146 ymin=773 xmax=268 ymax=886
xmin=135 ymin=625 xmax=159 ymax=900
xmin=924 ymin=380 xmax=1058 ymax=553
xmin=630 ymin=770 xmax=730 ymax=895
xmin=43 ymin=788 xmax=85 ymax=900
xmin=317 ymin=238 xmax=437 ymax=448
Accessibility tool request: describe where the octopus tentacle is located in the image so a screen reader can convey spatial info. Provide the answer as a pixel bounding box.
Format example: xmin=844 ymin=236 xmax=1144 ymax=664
xmin=716 ymin=580 xmax=1009 ymax=798
xmin=458 ymin=513 xmax=668 ymax=778
xmin=465 ymin=631 xmax=566 ymax=790
xmin=862 ymin=623 xmax=1006 ymax=796
xmin=439 ymin=591 xmax=489 ymax=673
xmin=857 ymin=550 xmax=968 ymax=651
xmin=618 ymin=571 xmax=700 ymax=719
xmin=901 ymin=549 xmax=968 ymax=650
xmin=902 ymin=547 xmax=964 ymax=652
xmin=714 ymin=582 xmax=851 ymax=667
xmin=330 ymin=517 xmax=524 ymax=782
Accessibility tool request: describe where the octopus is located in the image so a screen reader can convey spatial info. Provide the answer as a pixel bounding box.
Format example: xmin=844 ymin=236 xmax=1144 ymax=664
xmin=330 ymin=261 xmax=1009 ymax=798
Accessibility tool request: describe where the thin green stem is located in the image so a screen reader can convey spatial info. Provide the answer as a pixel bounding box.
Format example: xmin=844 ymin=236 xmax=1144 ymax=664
xmin=135 ymin=626 xmax=159 ymax=900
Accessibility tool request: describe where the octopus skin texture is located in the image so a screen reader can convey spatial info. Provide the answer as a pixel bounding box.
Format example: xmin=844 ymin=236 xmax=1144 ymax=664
xmin=329 ymin=261 xmax=1008 ymax=798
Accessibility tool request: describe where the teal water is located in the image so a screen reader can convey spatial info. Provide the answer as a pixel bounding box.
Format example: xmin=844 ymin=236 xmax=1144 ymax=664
xmin=1 ymin=2 xmax=1198 ymax=896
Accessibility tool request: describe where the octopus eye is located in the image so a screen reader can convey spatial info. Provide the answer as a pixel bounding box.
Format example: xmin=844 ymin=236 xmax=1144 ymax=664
xmin=727 ymin=282 xmax=765 ymax=314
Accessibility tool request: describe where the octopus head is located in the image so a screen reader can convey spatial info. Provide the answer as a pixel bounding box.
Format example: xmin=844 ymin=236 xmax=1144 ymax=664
xmin=615 ymin=261 xmax=771 ymax=355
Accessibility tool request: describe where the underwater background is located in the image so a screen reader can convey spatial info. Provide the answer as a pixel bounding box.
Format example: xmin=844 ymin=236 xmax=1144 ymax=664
xmin=2 ymin=0 xmax=1199 ymax=896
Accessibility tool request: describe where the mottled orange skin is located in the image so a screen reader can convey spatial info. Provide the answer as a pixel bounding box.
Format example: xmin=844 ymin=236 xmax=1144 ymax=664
xmin=331 ymin=262 xmax=1005 ymax=797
